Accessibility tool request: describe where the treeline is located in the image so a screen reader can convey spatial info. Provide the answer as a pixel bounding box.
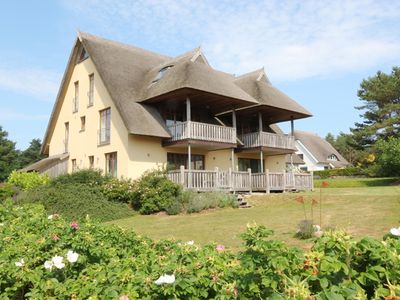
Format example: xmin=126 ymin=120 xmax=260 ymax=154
xmin=325 ymin=66 xmax=400 ymax=176
xmin=0 ymin=126 xmax=44 ymax=181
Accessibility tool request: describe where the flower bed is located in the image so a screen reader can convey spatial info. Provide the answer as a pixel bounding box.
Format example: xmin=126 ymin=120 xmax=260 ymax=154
xmin=1 ymin=201 xmax=399 ymax=299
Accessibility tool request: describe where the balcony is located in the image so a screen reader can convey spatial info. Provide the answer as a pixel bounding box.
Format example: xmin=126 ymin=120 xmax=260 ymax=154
xmin=166 ymin=121 xmax=236 ymax=144
xmin=239 ymin=131 xmax=295 ymax=151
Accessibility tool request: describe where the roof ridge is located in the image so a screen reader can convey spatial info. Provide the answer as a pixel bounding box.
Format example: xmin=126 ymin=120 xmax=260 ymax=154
xmin=78 ymin=31 xmax=171 ymax=60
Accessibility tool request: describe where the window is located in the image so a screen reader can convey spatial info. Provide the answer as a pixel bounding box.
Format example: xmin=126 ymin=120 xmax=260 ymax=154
xmin=152 ymin=65 xmax=173 ymax=83
xmin=167 ymin=153 xmax=204 ymax=170
xmin=300 ymin=166 xmax=308 ymax=172
xmin=88 ymin=156 xmax=94 ymax=169
xmin=298 ymin=154 xmax=304 ymax=160
xmin=73 ymin=81 xmax=79 ymax=113
xmin=238 ymin=158 xmax=263 ymax=173
xmin=71 ymin=159 xmax=77 ymax=172
xmin=64 ymin=122 xmax=69 ymax=153
xmin=327 ymin=154 xmax=338 ymax=161
xmin=88 ymin=74 xmax=94 ymax=107
xmin=77 ymin=45 xmax=89 ymax=63
xmin=105 ymin=152 xmax=117 ymax=177
xmin=99 ymin=108 xmax=111 ymax=145
xmin=80 ymin=116 xmax=86 ymax=131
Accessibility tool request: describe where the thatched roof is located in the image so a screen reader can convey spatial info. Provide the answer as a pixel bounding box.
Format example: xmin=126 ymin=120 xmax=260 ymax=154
xmin=21 ymin=153 xmax=69 ymax=172
xmin=42 ymin=32 xmax=312 ymax=153
xmin=294 ymin=131 xmax=349 ymax=167
xmin=285 ymin=154 xmax=305 ymax=165
xmin=233 ymin=69 xmax=312 ymax=122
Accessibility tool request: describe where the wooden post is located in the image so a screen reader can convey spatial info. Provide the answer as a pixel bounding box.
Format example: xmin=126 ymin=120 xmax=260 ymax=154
xmin=260 ymin=150 xmax=264 ymax=173
xmin=265 ymin=169 xmax=270 ymax=194
xmin=188 ymin=143 xmax=192 ymax=188
xmin=311 ymin=171 xmax=314 ymax=191
xmin=258 ymin=112 xmax=263 ymax=132
xmin=214 ymin=167 xmax=219 ymax=189
xmin=228 ymin=167 xmax=232 ymax=192
xmin=180 ymin=165 xmax=185 ymax=186
xmin=283 ymin=170 xmax=286 ymax=191
xmin=248 ymin=168 xmax=252 ymax=194
xmin=290 ymin=117 xmax=294 ymax=136
xmin=186 ymin=97 xmax=191 ymax=139
xmin=231 ymin=148 xmax=235 ymax=170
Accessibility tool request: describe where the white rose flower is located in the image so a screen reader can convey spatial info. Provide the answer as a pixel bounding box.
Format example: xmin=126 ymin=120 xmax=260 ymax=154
xmin=48 ymin=215 xmax=53 ymax=220
xmin=186 ymin=240 xmax=194 ymax=245
xmin=15 ymin=258 xmax=24 ymax=267
xmin=44 ymin=260 xmax=54 ymax=270
xmin=66 ymin=250 xmax=79 ymax=263
xmin=52 ymin=255 xmax=65 ymax=269
xmin=390 ymin=227 xmax=400 ymax=236
xmin=155 ymin=274 xmax=175 ymax=285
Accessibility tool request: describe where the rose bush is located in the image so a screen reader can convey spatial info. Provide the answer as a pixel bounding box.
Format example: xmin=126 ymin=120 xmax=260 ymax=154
xmin=1 ymin=201 xmax=399 ymax=299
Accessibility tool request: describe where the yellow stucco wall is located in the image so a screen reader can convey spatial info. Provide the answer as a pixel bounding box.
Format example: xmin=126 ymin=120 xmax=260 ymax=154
xmin=48 ymin=57 xmax=130 ymax=176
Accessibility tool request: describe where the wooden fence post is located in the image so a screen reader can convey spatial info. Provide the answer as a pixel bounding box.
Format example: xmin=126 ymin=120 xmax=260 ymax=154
xmin=311 ymin=171 xmax=314 ymax=191
xmin=248 ymin=168 xmax=252 ymax=194
xmin=265 ymin=169 xmax=270 ymax=194
xmin=283 ymin=170 xmax=286 ymax=191
xmin=180 ymin=165 xmax=185 ymax=187
xmin=228 ymin=167 xmax=233 ymax=192
xmin=214 ymin=167 xmax=219 ymax=189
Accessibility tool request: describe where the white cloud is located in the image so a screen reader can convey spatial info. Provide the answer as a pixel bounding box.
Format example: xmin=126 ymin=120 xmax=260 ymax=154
xmin=0 ymin=68 xmax=60 ymax=101
xmin=63 ymin=0 xmax=400 ymax=82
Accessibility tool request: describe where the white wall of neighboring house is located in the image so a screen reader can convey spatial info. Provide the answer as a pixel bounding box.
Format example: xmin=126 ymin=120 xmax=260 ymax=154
xmin=295 ymin=140 xmax=329 ymax=171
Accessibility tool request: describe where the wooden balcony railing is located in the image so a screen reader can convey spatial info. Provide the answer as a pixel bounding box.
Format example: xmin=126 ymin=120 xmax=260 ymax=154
xmin=167 ymin=167 xmax=313 ymax=192
xmin=239 ymin=131 xmax=295 ymax=150
xmin=167 ymin=121 xmax=236 ymax=144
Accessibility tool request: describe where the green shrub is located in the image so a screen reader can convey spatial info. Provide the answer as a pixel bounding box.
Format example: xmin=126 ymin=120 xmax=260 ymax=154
xmin=50 ymin=169 xmax=110 ymax=186
xmin=295 ymin=219 xmax=315 ymax=239
xmin=375 ymin=137 xmax=400 ymax=176
xmin=185 ymin=192 xmax=238 ymax=214
xmin=16 ymin=183 xmax=133 ymax=222
xmin=313 ymin=166 xmax=363 ymax=179
xmin=1 ymin=203 xmax=400 ymax=299
xmin=0 ymin=183 xmax=18 ymax=201
xmin=165 ymin=200 xmax=183 ymax=215
xmin=7 ymin=170 xmax=49 ymax=190
xmin=131 ymin=170 xmax=182 ymax=214
xmin=100 ymin=177 xmax=136 ymax=203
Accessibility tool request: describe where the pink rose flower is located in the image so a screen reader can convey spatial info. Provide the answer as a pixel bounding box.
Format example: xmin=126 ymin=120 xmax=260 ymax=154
xmin=216 ymin=244 xmax=225 ymax=252
xmin=70 ymin=221 xmax=79 ymax=230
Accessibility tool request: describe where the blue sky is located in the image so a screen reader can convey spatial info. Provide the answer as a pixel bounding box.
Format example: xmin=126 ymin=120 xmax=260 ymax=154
xmin=1 ymin=0 xmax=400 ymax=150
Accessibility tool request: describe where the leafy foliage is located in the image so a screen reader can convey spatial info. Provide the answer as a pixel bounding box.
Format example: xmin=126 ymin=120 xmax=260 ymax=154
xmin=7 ymin=171 xmax=49 ymax=190
xmin=0 ymin=126 xmax=20 ymax=182
xmin=16 ymin=183 xmax=133 ymax=222
xmin=0 ymin=183 xmax=18 ymax=201
xmin=130 ymin=170 xmax=182 ymax=214
xmin=50 ymin=169 xmax=111 ymax=186
xmin=314 ymin=166 xmax=365 ymax=179
xmin=17 ymin=138 xmax=45 ymax=169
xmin=374 ymin=137 xmax=400 ymax=176
xmin=100 ymin=177 xmax=136 ymax=203
xmin=351 ymin=66 xmax=400 ymax=147
xmin=1 ymin=202 xmax=400 ymax=299
xmin=184 ymin=192 xmax=238 ymax=214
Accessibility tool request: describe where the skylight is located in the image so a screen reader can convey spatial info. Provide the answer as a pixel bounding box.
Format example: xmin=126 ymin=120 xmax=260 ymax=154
xmin=152 ymin=65 xmax=173 ymax=83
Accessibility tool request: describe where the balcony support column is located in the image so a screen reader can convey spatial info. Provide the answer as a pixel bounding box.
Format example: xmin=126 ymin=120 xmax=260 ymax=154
xmin=260 ymin=149 xmax=264 ymax=173
xmin=290 ymin=116 xmax=294 ymax=135
xmin=232 ymin=108 xmax=237 ymax=170
xmin=290 ymin=116 xmax=294 ymax=168
xmin=187 ymin=97 xmax=192 ymax=188
xmin=188 ymin=142 xmax=192 ymax=188
xmin=258 ymin=112 xmax=263 ymax=132
xmin=231 ymin=148 xmax=235 ymax=170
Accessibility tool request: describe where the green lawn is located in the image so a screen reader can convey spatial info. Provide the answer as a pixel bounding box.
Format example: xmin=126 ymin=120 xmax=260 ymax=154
xmin=110 ymin=186 xmax=400 ymax=251
xmin=314 ymin=177 xmax=400 ymax=188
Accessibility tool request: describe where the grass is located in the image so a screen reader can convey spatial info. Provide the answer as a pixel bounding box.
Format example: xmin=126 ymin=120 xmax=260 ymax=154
xmin=110 ymin=185 xmax=400 ymax=251
xmin=314 ymin=177 xmax=400 ymax=188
